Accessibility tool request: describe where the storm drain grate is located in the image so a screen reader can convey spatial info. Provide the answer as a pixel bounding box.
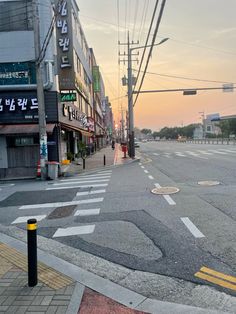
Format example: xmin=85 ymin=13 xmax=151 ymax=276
xmin=198 ymin=180 xmax=220 ymax=186
xmin=47 ymin=205 xmax=76 ymax=219
xmin=151 ymin=186 xmax=180 ymax=195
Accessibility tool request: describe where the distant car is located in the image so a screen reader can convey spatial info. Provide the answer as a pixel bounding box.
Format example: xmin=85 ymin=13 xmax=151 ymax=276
xmin=134 ymin=142 xmax=140 ymax=148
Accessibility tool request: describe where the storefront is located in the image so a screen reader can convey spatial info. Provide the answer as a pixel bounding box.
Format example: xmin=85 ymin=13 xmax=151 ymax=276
xmin=0 ymin=90 xmax=93 ymax=178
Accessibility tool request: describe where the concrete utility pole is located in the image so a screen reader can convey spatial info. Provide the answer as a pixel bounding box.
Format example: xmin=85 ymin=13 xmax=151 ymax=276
xmin=127 ymin=33 xmax=135 ymax=158
xmin=33 ymin=0 xmax=48 ymax=179
xmin=119 ymin=33 xmax=138 ymax=158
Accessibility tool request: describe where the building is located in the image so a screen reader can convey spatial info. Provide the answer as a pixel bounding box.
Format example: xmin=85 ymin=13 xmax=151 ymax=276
xmin=0 ymin=0 xmax=111 ymax=178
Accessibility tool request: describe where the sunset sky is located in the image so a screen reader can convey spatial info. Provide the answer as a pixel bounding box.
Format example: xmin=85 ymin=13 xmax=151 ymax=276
xmin=78 ymin=0 xmax=236 ymax=131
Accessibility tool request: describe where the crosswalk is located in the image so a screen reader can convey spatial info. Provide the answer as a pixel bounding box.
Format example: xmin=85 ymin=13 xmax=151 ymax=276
xmin=152 ymin=148 xmax=236 ymax=159
xmin=11 ymin=170 xmax=113 ymax=238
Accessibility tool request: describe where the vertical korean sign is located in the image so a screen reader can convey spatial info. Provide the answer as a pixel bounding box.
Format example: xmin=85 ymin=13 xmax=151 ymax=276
xmin=92 ymin=66 xmax=100 ymax=92
xmin=56 ymin=0 xmax=75 ymax=90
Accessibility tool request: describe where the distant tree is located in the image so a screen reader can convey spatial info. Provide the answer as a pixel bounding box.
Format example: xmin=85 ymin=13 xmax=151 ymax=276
xmin=152 ymin=131 xmax=160 ymax=139
xmin=141 ymin=128 xmax=152 ymax=135
xmin=218 ymin=119 xmax=236 ymax=137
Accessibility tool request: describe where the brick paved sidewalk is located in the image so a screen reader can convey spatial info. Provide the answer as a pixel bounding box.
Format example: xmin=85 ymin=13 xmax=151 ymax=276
xmin=0 ymin=243 xmax=75 ymax=314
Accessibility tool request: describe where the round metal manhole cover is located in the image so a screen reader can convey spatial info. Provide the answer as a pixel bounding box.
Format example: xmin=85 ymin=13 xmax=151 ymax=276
xmin=198 ymin=180 xmax=220 ymax=186
xmin=151 ymin=187 xmax=180 ymax=195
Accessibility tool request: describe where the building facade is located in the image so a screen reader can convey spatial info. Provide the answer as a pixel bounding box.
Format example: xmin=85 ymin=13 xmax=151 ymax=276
xmin=0 ymin=0 xmax=111 ymax=178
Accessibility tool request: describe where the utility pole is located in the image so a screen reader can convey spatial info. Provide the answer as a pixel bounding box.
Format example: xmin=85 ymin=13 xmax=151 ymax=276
xmin=119 ymin=32 xmax=138 ymax=158
xmin=33 ymin=0 xmax=48 ymax=179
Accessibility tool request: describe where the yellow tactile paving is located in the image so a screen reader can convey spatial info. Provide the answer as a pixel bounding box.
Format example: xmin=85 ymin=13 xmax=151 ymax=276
xmin=195 ymin=266 xmax=236 ymax=291
xmin=0 ymin=256 xmax=13 ymax=277
xmin=0 ymin=242 xmax=74 ymax=290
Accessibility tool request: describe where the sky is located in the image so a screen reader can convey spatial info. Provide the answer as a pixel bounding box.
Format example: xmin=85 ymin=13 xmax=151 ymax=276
xmin=77 ymin=0 xmax=236 ymax=131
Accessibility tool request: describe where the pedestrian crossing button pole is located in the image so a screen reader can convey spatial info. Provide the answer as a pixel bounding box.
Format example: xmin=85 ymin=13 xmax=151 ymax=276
xmin=103 ymin=154 xmax=106 ymax=166
xmin=27 ymin=218 xmax=38 ymax=287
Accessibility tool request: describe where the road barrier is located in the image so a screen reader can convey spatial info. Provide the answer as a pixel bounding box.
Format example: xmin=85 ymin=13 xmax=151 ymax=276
xmin=27 ymin=218 xmax=38 ymax=287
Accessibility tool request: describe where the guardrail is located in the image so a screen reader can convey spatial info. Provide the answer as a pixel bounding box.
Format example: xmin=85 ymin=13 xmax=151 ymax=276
xmin=186 ymin=138 xmax=236 ymax=145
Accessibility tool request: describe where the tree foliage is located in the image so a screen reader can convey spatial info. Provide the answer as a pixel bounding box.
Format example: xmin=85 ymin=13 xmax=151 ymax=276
xmin=217 ymin=119 xmax=236 ymax=137
xmin=141 ymin=128 xmax=152 ymax=135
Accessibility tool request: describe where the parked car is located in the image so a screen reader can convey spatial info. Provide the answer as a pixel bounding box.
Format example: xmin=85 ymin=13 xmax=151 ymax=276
xmin=134 ymin=142 xmax=140 ymax=148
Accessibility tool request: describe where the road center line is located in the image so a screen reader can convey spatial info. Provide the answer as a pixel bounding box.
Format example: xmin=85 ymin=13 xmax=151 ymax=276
xmin=181 ymin=217 xmax=205 ymax=238
xmin=154 ymin=183 xmax=176 ymax=205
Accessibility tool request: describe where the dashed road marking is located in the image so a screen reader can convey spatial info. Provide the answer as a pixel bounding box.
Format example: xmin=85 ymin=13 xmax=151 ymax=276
xmin=154 ymin=183 xmax=176 ymax=205
xmin=181 ymin=217 xmax=205 ymax=238
xmin=144 ymin=170 xmax=149 ymax=174
xmin=148 ymin=175 xmax=154 ymax=180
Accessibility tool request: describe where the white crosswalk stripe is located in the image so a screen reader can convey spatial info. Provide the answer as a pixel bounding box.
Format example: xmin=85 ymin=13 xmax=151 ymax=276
xmin=19 ymin=198 xmax=104 ymax=209
xmin=74 ymin=208 xmax=100 ymax=216
xmin=53 ymin=225 xmax=95 ymax=238
xmin=76 ymin=190 xmax=106 ymax=196
xmin=196 ymin=150 xmax=213 ymax=155
xmin=11 ymin=215 xmax=47 ymax=224
xmin=175 ymin=152 xmax=186 ymax=157
xmin=52 ymin=179 xmax=110 ymax=186
xmin=46 ymin=183 xmax=108 ymax=190
xmin=60 ymin=175 xmax=111 ymax=181
xmin=208 ymin=149 xmax=228 ymax=155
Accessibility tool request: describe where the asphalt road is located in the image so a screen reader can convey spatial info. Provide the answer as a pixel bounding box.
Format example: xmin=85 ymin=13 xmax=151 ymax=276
xmin=0 ymin=141 xmax=236 ymax=312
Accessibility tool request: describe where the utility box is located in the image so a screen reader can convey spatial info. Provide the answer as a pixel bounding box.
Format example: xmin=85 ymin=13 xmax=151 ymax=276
xmin=47 ymin=162 xmax=60 ymax=180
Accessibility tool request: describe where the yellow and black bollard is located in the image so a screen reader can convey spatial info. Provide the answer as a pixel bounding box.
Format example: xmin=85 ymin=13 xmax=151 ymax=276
xmin=27 ymin=218 xmax=38 ymax=287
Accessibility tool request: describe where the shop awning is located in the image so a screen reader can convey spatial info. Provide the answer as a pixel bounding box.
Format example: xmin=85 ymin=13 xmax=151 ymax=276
xmin=0 ymin=124 xmax=55 ymax=135
xmin=60 ymin=123 xmax=93 ymax=137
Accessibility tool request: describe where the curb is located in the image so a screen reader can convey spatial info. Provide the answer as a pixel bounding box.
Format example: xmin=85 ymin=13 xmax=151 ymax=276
xmin=0 ymin=232 xmax=222 ymax=314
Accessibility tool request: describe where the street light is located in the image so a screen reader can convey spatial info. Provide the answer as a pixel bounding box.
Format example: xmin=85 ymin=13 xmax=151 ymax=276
xmin=127 ymin=37 xmax=169 ymax=158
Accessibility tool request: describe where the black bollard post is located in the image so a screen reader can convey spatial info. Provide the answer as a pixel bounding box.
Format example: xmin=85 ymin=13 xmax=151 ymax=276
xmin=83 ymin=158 xmax=85 ymax=169
xmin=27 ymin=218 xmax=38 ymax=287
xmin=103 ymin=155 xmax=106 ymax=166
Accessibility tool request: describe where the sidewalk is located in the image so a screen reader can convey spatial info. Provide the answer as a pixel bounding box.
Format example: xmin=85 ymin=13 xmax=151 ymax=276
xmin=0 ymin=233 xmax=220 ymax=314
xmin=61 ymin=144 xmax=136 ymax=177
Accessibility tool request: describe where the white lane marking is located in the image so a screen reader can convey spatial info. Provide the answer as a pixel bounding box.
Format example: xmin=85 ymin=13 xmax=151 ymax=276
xmin=148 ymin=175 xmax=154 ymax=180
xmin=185 ymin=151 xmax=200 ymax=156
xmin=175 ymin=152 xmax=186 ymax=157
xmin=11 ymin=215 xmax=46 ymax=224
xmin=163 ymin=154 xmax=171 ymax=158
xmin=76 ymin=190 xmax=106 ymax=196
xmin=220 ymin=149 xmax=236 ymax=153
xmin=144 ymin=170 xmax=149 ymax=173
xmin=153 ymin=153 xmax=160 ymax=156
xmin=181 ymin=217 xmax=205 ymax=238
xmin=53 ymin=225 xmax=95 ymax=238
xmin=197 ymin=150 xmax=213 ymax=155
xmin=0 ymin=184 xmax=15 ymax=187
xmin=20 ymin=198 xmax=104 ymax=209
xmin=74 ymin=208 xmax=100 ymax=216
xmin=163 ymin=195 xmax=176 ymax=205
xmin=139 ymin=162 xmax=142 ymax=166
xmin=97 ymin=171 xmax=112 ymax=174
xmin=185 ymin=151 xmax=208 ymax=159
xmin=60 ymin=175 xmax=111 ymax=181
xmin=154 ymin=183 xmax=176 ymax=205
xmin=141 ymin=166 xmax=145 ymax=169
xmin=46 ymin=184 xmax=108 ymax=190
xmin=52 ymin=179 xmax=110 ymax=186
xmin=208 ymin=150 xmax=227 ymax=155
xmin=0 ymin=188 xmax=2 ymax=191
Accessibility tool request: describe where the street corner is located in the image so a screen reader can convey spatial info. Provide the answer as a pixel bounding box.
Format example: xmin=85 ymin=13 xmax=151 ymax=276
xmin=78 ymin=288 xmax=148 ymax=314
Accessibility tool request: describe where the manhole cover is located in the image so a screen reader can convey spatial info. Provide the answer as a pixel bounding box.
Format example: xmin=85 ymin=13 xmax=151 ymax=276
xmin=151 ymin=187 xmax=180 ymax=195
xmin=198 ymin=180 xmax=220 ymax=186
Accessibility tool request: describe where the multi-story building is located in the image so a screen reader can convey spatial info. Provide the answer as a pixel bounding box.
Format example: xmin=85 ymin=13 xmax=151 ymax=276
xmin=0 ymin=0 xmax=111 ymax=178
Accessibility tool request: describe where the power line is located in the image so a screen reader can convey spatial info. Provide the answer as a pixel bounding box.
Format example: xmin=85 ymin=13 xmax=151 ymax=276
xmin=133 ymin=69 xmax=236 ymax=85
xmin=133 ymin=0 xmax=167 ymax=107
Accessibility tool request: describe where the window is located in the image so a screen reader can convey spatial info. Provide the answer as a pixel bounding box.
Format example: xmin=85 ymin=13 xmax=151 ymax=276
xmin=15 ymin=137 xmax=35 ymax=146
xmin=0 ymin=1 xmax=33 ymax=32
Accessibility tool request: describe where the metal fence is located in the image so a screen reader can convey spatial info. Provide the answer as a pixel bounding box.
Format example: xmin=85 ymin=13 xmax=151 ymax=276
xmin=186 ymin=138 xmax=236 ymax=145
